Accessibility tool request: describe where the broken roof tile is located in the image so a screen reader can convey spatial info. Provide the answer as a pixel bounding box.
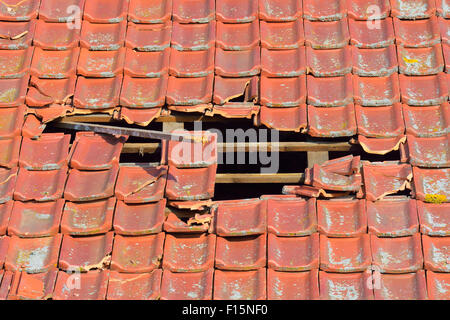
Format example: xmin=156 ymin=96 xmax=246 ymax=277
xmin=317 ymin=198 xmax=367 ymax=237
xmin=267 ymin=269 xmax=319 ymax=300
xmin=83 ymin=0 xmax=129 ymax=23
xmin=8 ymin=268 xmax=57 ymax=300
xmin=128 ymin=0 xmax=171 ymax=23
xmin=422 ymin=235 xmax=449 ymax=272
xmin=213 ymin=199 xmax=266 ymax=237
xmin=0 ymin=47 xmax=33 ymax=79
xmin=170 ymin=48 xmax=214 ymax=77
xmin=403 ymin=103 xmax=449 ymax=138
xmin=53 ymin=270 xmax=109 ymax=300
xmin=214 ymin=269 xmax=266 ymax=300
xmin=171 ymin=21 xmax=215 ymax=51
xmin=347 ymin=0 xmax=391 ymax=20
xmin=260 ymin=20 xmax=304 ymax=49
xmin=13 ymin=167 xmax=67 ymax=202
xmin=34 ymin=20 xmax=79 ymax=50
xmin=74 ymin=75 xmax=122 ymax=109
xmin=111 ymin=233 xmax=164 ymax=273
xmin=391 ymin=0 xmax=436 ymax=19
xmin=163 ymin=233 xmax=216 ymax=272
xmin=349 ymin=17 xmax=395 ymax=48
xmin=120 ymin=75 xmax=167 ymax=108
xmin=61 ymin=198 xmax=115 ymax=236
xmin=161 ymin=269 xmax=213 ymax=300
xmin=216 ymin=20 xmax=260 ymax=50
xmin=417 ymin=200 xmax=450 ymax=236
xmin=208 ymin=103 xmax=260 ymax=119
xmin=0 ymin=235 xmax=9 ymax=269
xmin=259 ymin=0 xmax=302 ymax=21
xmin=320 ymin=234 xmax=371 ymax=272
xmin=8 ymin=200 xmax=64 ymax=238
xmin=0 ymin=76 xmax=29 ymax=107
xmin=268 ymin=233 xmax=319 ymax=271
xmin=64 ymin=166 xmax=119 ymax=202
xmin=261 ymin=47 xmax=306 ymax=77
xmin=59 ymin=232 xmax=114 ymax=272
xmin=5 ymin=234 xmax=62 ymax=273
xmin=80 ymin=20 xmax=126 ymax=51
xmin=0 ymin=106 xmax=25 ymax=138
xmin=374 ymin=271 xmax=427 ymax=300
xmin=352 ymin=45 xmax=398 ymax=77
xmin=77 ymin=48 xmax=125 ymax=78
xmin=263 ymin=196 xmax=317 ymax=236
xmin=402 ymin=134 xmax=450 ymax=168
xmin=166 ymin=74 xmax=213 ymax=106
xmin=118 ymin=107 xmax=162 ymax=126
xmin=215 ymin=234 xmax=266 ymax=270
xmin=308 ymin=104 xmax=357 ymax=137
xmin=124 ymin=48 xmax=170 ymax=78
xmin=260 ymin=75 xmax=306 ymax=107
xmin=19 ymin=133 xmax=70 ymax=170
xmin=126 ymin=22 xmax=171 ymax=52
xmin=353 ymin=73 xmax=400 ymax=106
xmin=216 ymin=0 xmax=257 ymax=22
xmin=371 ymin=233 xmax=423 ymax=273
xmin=0 ymin=167 xmax=17 ymax=204
xmin=258 ymin=105 xmax=308 ymax=132
xmin=215 ymin=47 xmax=260 ymax=77
xmin=30 ymin=47 xmax=79 ymax=79
xmin=427 ymin=271 xmax=450 ymax=300
xmin=107 ymin=270 xmax=162 ymax=300
xmin=355 ymin=104 xmax=404 ymax=138
xmin=0 ymin=20 xmax=35 ymax=50
xmin=394 ymin=17 xmax=440 ymax=48
xmin=115 ymin=165 xmax=167 ymax=203
xmin=172 ymin=0 xmax=215 ymax=23
xmin=367 ymin=197 xmax=419 ymax=237
xmin=307 ymin=74 xmax=353 ymax=107
xmin=69 ymin=132 xmax=125 ymax=170
xmin=399 ymin=73 xmax=448 ymax=106
xmin=213 ymin=76 xmax=258 ymax=105
xmin=398 ymin=44 xmax=444 ymax=76
xmin=306 ymin=46 xmax=352 ymax=77
xmin=164 ymin=207 xmax=211 ymax=233
xmin=362 ymin=162 xmax=412 ymax=201
xmin=319 ymin=271 xmax=374 ymax=300
xmin=26 ymin=76 xmax=76 ymax=107
xmin=0 ymin=136 xmax=21 ymax=169
xmin=304 ymin=18 xmax=350 ymax=49
xmin=114 ymin=199 xmax=165 ymax=235
xmin=0 ymin=0 xmax=39 ymax=21
xmin=38 ymin=0 xmax=87 ymax=22
xmin=358 ymin=135 xmax=406 ymax=155
xmin=304 ymin=0 xmax=347 ymax=21
xmin=311 ymin=164 xmax=362 ymax=192
xmin=0 ymin=201 xmax=12 ymax=235
xmin=412 ymin=167 xmax=450 ymax=203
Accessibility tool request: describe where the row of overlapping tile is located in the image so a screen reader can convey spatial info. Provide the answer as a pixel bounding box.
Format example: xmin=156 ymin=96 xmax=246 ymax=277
xmin=0 ymin=0 xmax=449 ymax=137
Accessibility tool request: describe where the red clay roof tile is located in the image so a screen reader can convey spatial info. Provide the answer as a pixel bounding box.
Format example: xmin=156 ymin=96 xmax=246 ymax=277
xmin=30 ymin=47 xmax=79 ymax=79
xmin=352 ymin=45 xmax=398 ymax=76
xmin=209 ymin=103 xmax=260 ymax=118
xmin=34 ymin=20 xmax=79 ymax=50
xmin=120 ymin=75 xmax=168 ymax=108
xmin=216 ymin=20 xmax=260 ymax=50
xmin=391 ymin=0 xmax=436 ymax=19
xmin=8 ymin=268 xmax=58 ymax=300
xmin=163 ymin=207 xmax=211 ymax=233
xmin=53 ymin=270 xmax=109 ymax=300
xmin=355 ymin=104 xmax=404 ymax=138
xmin=216 ymin=0 xmax=257 ymax=23
xmin=26 ymin=76 xmax=76 ymax=107
xmin=319 ymin=270 xmax=374 ymax=300
xmin=128 ymin=0 xmax=172 ymax=23
xmin=14 ymin=167 xmax=67 ymax=202
xmin=64 ymin=166 xmax=119 ymax=202
xmin=213 ymin=269 xmax=266 ymax=300
xmin=304 ymin=18 xmax=350 ymax=49
xmin=163 ymin=233 xmax=216 ymax=272
xmin=8 ymin=200 xmax=64 ymax=238
xmin=267 ymin=269 xmax=319 ymax=300
xmin=166 ymin=74 xmax=213 ymax=106
xmin=374 ymin=271 xmax=427 ymax=300
xmin=61 ymin=198 xmax=115 ymax=235
xmin=437 ymin=0 xmax=450 ymax=17
xmin=402 ymin=134 xmax=450 ymax=167
xmin=258 ymin=105 xmax=308 ymax=132
xmin=412 ymin=167 xmax=450 ymax=202
xmin=260 ymin=75 xmax=306 ymax=107
xmin=303 ymin=0 xmax=347 ymax=21
xmin=77 ymin=48 xmax=125 ymax=77
xmin=261 ymin=47 xmax=306 ymax=77
xmin=260 ymin=20 xmax=304 ymax=49
xmin=349 ymin=17 xmax=395 ymax=48
xmin=5 ymin=234 xmax=62 ymax=273
xmin=358 ymin=135 xmax=406 ymax=155
xmin=215 ymin=234 xmax=266 ymax=270
xmin=83 ymin=0 xmax=129 ymax=23
xmin=311 ymin=163 xmax=362 ymax=192
xmin=0 ymin=167 xmax=17 ymax=204
xmin=124 ymin=48 xmax=170 ymax=77
xmin=114 ymin=199 xmax=165 ymax=235
xmin=38 ymin=0 xmax=87 ymax=22
xmin=107 ymin=270 xmax=162 ymax=300
xmin=353 ymin=73 xmax=400 ymax=106
xmin=59 ymin=232 xmax=114 ymax=272
xmin=320 ymin=234 xmax=371 ymax=272
xmin=427 ymin=270 xmax=450 ymax=300
xmin=307 ymin=74 xmax=353 ymax=107
xmin=443 ymin=43 xmax=450 ymax=71
xmin=0 ymin=236 xmax=10 ymax=269
xmin=0 ymin=76 xmax=29 ymax=107
xmin=0 ymin=47 xmax=33 ymax=79
xmin=398 ymin=44 xmax=444 ymax=75
xmin=119 ymin=107 xmax=163 ymax=125
xmin=394 ymin=16 xmax=440 ymax=48
xmin=172 ymin=0 xmax=215 ymax=23
xmin=439 ymin=16 xmax=450 ymax=44
xmin=171 ymin=21 xmax=215 ymax=51
xmin=306 ymin=45 xmax=352 ymax=77
xmin=0 ymin=201 xmax=12 ymax=235
xmin=417 ymin=200 xmax=450 ymax=236
xmin=215 ymin=47 xmax=260 ymax=77
xmin=126 ymin=21 xmax=171 ymax=52
xmin=268 ymin=233 xmax=319 ymax=271
xmin=213 ymin=76 xmax=258 ymax=105
xmin=170 ymin=48 xmax=214 ymax=77
xmin=259 ymin=0 xmax=302 ymax=21
xmin=111 ymin=233 xmax=164 ymax=272
xmin=0 ymin=270 xmax=13 ymax=299
xmin=161 ymin=269 xmax=213 ymax=300
xmin=0 ymin=106 xmax=25 ymax=138
xmin=0 ymin=20 xmax=35 ymax=50
xmin=167 ymin=130 xmax=217 ymax=167
xmin=367 ymin=197 xmax=419 ymax=237
xmin=0 ymin=136 xmax=21 ymax=168
xmin=0 ymin=0 xmax=39 ymax=21
xmin=80 ymin=20 xmax=126 ymax=50
xmin=399 ymin=73 xmax=448 ymax=106
xmin=308 ymin=104 xmax=357 ymax=137
xmin=422 ymin=235 xmax=449 ymax=272
xmin=21 ymin=114 xmax=46 ymax=139
xmin=347 ymin=0 xmax=391 ymax=20
xmin=74 ymin=75 xmax=123 ymax=109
